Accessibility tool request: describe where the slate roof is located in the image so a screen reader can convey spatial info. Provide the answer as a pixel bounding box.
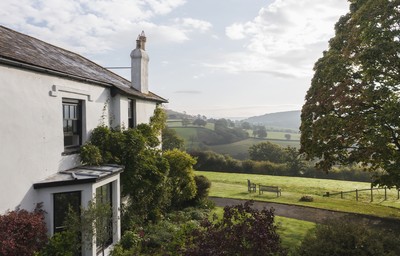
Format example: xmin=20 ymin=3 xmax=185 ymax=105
xmin=0 ymin=26 xmax=167 ymax=103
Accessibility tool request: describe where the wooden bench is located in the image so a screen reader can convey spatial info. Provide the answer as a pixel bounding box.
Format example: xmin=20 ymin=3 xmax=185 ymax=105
xmin=247 ymin=179 xmax=256 ymax=193
xmin=259 ymin=185 xmax=281 ymax=197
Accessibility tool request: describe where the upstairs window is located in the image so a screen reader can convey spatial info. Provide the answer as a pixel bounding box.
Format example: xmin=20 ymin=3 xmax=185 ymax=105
xmin=63 ymin=99 xmax=82 ymax=148
xmin=128 ymin=99 xmax=136 ymax=128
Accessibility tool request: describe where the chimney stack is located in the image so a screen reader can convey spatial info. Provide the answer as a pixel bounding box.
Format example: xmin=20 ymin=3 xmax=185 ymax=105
xmin=130 ymin=31 xmax=149 ymax=94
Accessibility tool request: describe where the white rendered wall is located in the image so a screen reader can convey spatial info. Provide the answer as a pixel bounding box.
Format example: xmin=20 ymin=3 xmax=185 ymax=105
xmin=136 ymin=99 xmax=157 ymax=125
xmin=114 ymin=96 xmax=157 ymax=128
xmin=111 ymin=94 xmax=122 ymax=128
xmin=0 ymin=65 xmax=112 ymax=214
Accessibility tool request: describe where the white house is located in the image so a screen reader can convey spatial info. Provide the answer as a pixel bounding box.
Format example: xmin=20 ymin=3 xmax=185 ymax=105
xmin=0 ymin=26 xmax=167 ymax=255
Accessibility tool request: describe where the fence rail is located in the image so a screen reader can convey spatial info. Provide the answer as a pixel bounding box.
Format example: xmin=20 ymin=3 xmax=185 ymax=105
xmin=323 ymin=186 xmax=400 ymax=202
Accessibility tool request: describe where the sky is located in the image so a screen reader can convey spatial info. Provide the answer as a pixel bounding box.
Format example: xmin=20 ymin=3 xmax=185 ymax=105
xmin=0 ymin=0 xmax=350 ymax=119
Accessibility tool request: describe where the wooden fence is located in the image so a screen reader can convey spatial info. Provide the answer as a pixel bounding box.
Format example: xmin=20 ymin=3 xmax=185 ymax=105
xmin=323 ymin=186 xmax=400 ymax=202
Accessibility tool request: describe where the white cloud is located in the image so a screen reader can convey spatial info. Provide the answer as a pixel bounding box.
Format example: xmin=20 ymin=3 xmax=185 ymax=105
xmin=225 ymin=23 xmax=245 ymax=40
xmin=0 ymin=0 xmax=188 ymax=55
xmin=222 ymin=0 xmax=349 ymax=78
xmin=193 ymin=73 xmax=205 ymax=79
xmin=144 ymin=0 xmax=186 ymax=15
xmin=174 ymin=18 xmax=212 ymax=33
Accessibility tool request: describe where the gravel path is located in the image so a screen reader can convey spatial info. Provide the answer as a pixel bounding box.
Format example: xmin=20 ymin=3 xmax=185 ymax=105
xmin=210 ymin=197 xmax=400 ymax=230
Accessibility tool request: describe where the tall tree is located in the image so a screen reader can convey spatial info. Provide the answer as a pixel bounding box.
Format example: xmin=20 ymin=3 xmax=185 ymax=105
xmin=162 ymin=127 xmax=184 ymax=151
xmin=249 ymin=142 xmax=287 ymax=163
xmin=163 ymin=149 xmax=197 ymax=208
xmin=253 ymin=125 xmax=267 ymax=139
xmin=300 ymin=0 xmax=400 ymax=187
xmin=192 ymin=118 xmax=207 ymax=127
xmin=241 ymin=121 xmax=252 ymax=130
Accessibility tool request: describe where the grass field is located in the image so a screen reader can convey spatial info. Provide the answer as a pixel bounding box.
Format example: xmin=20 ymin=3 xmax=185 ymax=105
xmin=198 ymin=171 xmax=400 ymax=219
xmin=167 ymin=120 xmax=301 ymax=158
xmin=209 ymin=138 xmax=300 ymax=159
xmin=247 ymin=130 xmax=301 ymax=141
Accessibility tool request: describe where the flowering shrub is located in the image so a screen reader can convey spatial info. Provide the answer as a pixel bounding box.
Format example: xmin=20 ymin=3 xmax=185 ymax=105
xmin=183 ymin=201 xmax=287 ymax=256
xmin=0 ymin=205 xmax=48 ymax=256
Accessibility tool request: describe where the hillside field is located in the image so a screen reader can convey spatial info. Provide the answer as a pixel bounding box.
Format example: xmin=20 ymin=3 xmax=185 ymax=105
xmin=209 ymin=138 xmax=300 ymax=159
xmin=167 ymin=120 xmax=300 ymax=158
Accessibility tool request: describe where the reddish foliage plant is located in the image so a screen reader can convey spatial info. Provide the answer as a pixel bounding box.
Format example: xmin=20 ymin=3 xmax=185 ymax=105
xmin=0 ymin=205 xmax=48 ymax=256
xmin=183 ymin=201 xmax=287 ymax=256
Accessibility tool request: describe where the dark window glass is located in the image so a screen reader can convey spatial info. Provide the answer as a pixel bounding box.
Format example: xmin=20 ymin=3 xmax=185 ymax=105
xmin=53 ymin=191 xmax=81 ymax=233
xmin=96 ymin=183 xmax=113 ymax=249
xmin=128 ymin=99 xmax=136 ymax=128
xmin=63 ymin=99 xmax=82 ymax=148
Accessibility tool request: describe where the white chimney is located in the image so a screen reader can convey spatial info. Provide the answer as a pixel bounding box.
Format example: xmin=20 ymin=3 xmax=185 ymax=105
xmin=130 ymin=31 xmax=149 ymax=94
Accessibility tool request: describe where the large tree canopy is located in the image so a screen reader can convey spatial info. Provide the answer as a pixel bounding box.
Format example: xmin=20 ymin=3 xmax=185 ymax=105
xmin=300 ymin=0 xmax=400 ymax=187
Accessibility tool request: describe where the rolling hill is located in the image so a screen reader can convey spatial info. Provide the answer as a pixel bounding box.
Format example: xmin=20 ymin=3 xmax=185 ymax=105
xmin=242 ymin=110 xmax=301 ymax=130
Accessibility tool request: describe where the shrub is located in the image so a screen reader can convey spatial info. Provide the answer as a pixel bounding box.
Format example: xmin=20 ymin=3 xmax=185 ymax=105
xmin=0 ymin=205 xmax=48 ymax=256
xmin=299 ymin=196 xmax=314 ymax=202
xmin=164 ymin=149 xmax=197 ymax=208
xmin=111 ymin=231 xmax=141 ymax=256
xmin=183 ymin=201 xmax=287 ymax=256
xmin=297 ymin=218 xmax=400 ymax=256
xmin=80 ymin=143 xmax=102 ymax=165
xmin=113 ymin=208 xmax=208 ymax=256
xmin=192 ymin=175 xmax=211 ymax=203
xmin=38 ymin=230 xmax=79 ymax=256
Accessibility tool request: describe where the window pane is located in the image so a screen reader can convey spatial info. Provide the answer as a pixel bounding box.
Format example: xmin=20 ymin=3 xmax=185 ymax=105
xmin=67 ymin=120 xmax=72 ymax=132
xmin=72 ymin=120 xmax=78 ymax=134
xmin=63 ymin=100 xmax=82 ymax=148
xmin=95 ymin=183 xmax=113 ymax=248
xmin=70 ymin=105 xmax=75 ymax=119
xmin=128 ymin=99 xmax=132 ymax=117
xmin=54 ymin=191 xmax=81 ymax=233
xmin=64 ymin=105 xmax=69 ymax=119
xmin=64 ymin=135 xmax=73 ymax=146
xmin=63 ymin=120 xmax=68 ymax=132
xmin=128 ymin=99 xmax=136 ymax=128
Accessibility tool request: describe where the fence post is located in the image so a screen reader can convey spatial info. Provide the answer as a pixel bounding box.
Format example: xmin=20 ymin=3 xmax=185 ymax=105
xmin=371 ymin=187 xmax=373 ymax=202
xmin=356 ymin=189 xmax=358 ymax=201
xmin=385 ymin=187 xmax=387 ymax=201
xmin=341 ymin=191 xmax=343 ymax=199
xmin=398 ymin=189 xmax=399 ymax=200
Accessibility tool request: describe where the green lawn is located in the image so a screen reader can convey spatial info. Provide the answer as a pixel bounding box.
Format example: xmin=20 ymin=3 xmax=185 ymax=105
xmin=202 ymin=171 xmax=400 ymax=254
xmin=275 ymin=216 xmax=315 ymax=254
xmin=198 ymin=171 xmax=400 ymax=219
